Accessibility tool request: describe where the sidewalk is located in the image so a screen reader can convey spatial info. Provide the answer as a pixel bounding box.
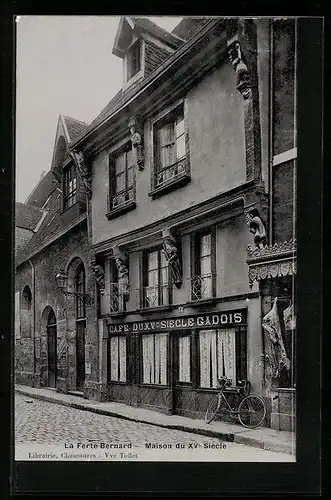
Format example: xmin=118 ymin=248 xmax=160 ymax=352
xmin=15 ymin=384 xmax=295 ymax=455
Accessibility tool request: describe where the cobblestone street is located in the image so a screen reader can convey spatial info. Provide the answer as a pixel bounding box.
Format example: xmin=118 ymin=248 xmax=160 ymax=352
xmin=15 ymin=393 xmax=294 ymax=461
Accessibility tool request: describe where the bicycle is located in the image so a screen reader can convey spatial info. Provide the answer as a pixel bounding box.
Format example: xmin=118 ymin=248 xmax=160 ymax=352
xmin=205 ymin=376 xmax=266 ymax=428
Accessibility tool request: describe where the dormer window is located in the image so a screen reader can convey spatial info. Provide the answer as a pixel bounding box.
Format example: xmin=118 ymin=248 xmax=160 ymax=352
xmin=127 ymin=40 xmax=141 ymax=81
xmin=63 ymin=163 xmax=77 ymax=209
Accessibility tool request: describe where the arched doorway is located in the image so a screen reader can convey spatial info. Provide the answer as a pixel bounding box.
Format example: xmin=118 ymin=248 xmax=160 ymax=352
xmin=75 ymin=264 xmax=86 ymax=391
xmin=47 ymin=308 xmax=57 ymax=388
xmin=21 ymin=285 xmax=32 ymax=338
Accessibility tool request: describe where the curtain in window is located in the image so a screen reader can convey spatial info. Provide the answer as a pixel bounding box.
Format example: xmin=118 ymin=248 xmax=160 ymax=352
xmin=142 ymin=333 xmax=168 ymax=385
xmin=110 ymin=336 xmax=119 ymax=381
xmin=199 ymin=329 xmax=236 ymax=388
xmin=119 ymin=336 xmax=127 ymax=382
xmin=110 ymin=336 xmax=126 ymax=382
xmin=178 ymin=335 xmax=191 ymax=382
xmin=219 ymin=329 xmax=236 ymax=385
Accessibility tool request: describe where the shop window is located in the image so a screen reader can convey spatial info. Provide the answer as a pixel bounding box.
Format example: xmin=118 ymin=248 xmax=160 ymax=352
xmin=190 ymin=231 xmax=215 ymax=301
xmin=109 ymin=335 xmax=127 ymax=382
xmin=107 ymin=145 xmax=136 ymax=219
xmin=141 ymin=248 xmax=170 ymax=308
xmin=275 ymin=297 xmax=296 ymax=389
xmin=199 ymin=329 xmax=239 ymax=389
xmin=151 ymin=104 xmax=190 ymax=196
xmin=178 ymin=334 xmax=191 ymax=383
xmin=63 ymin=163 xmax=77 ymax=209
xmin=127 ymin=40 xmax=141 ymax=81
xmin=141 ymin=333 xmax=168 ymax=385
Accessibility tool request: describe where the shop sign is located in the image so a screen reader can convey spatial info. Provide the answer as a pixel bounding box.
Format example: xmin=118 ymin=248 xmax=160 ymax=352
xmin=108 ymin=309 xmax=246 ymax=334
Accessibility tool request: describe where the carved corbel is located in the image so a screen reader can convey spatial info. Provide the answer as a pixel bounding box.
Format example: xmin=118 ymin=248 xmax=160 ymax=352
xmin=162 ymin=228 xmax=182 ymax=289
xmin=227 ymin=20 xmax=261 ymax=182
xmin=227 ymin=41 xmax=251 ymax=99
xmin=128 ymin=116 xmax=144 ymax=171
xmin=245 ymin=209 xmax=267 ymax=250
xmin=91 ymin=262 xmax=105 ymax=294
xmin=69 ymin=149 xmax=92 ymax=199
xmin=112 ymin=245 xmax=130 ymax=297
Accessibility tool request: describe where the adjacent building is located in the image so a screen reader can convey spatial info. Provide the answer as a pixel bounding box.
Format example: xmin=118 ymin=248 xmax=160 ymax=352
xmin=15 ymin=17 xmax=297 ymax=431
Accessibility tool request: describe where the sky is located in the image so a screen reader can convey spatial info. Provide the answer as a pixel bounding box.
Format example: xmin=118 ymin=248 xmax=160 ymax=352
xmin=15 ymin=16 xmax=182 ymax=203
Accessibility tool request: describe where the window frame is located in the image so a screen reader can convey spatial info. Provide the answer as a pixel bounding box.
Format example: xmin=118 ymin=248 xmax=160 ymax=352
xmin=197 ymin=327 xmax=247 ymax=390
xmin=141 ymin=247 xmax=172 ymax=309
xmin=106 ymin=142 xmax=136 ymax=220
xmin=189 ymin=227 xmax=217 ymax=303
xmin=150 ymin=101 xmax=190 ymax=199
xmin=123 ymin=38 xmax=145 ymax=90
xmin=63 ymin=162 xmax=78 ymax=210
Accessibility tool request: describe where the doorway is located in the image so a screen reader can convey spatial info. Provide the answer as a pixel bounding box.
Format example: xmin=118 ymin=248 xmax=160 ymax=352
xmin=47 ymin=308 xmax=57 ymax=388
xmin=75 ymin=264 xmax=86 ymax=392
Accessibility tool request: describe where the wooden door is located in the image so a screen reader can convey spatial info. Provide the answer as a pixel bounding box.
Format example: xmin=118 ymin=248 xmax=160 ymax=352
xmin=76 ymin=320 xmax=86 ymax=391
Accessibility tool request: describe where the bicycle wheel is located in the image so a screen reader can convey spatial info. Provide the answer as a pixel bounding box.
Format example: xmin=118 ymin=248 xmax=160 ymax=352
xmin=205 ymin=394 xmax=221 ymax=424
xmin=238 ymin=394 xmax=266 ymax=429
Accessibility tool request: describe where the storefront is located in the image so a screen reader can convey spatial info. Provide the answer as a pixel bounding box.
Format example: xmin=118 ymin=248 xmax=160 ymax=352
xmin=102 ymin=308 xmax=248 ymax=419
xmin=247 ymin=238 xmax=296 ymax=431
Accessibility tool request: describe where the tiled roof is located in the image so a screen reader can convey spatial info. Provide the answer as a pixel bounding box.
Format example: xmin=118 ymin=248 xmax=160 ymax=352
xmin=25 ymin=170 xmax=59 ymax=208
xmin=132 ymin=17 xmax=185 ymax=48
xmin=62 ymin=116 xmax=89 ymax=142
xmin=73 ymin=18 xmax=211 ymax=145
xmin=88 ymin=89 xmax=123 ymax=131
xmin=171 ymin=18 xmax=209 ymax=41
xmin=15 ymin=202 xmax=43 ymax=230
xmin=16 ymin=188 xmax=62 ymax=265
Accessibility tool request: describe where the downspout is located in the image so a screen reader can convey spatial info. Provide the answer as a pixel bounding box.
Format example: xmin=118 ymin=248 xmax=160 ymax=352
xmin=28 ymin=259 xmax=36 ymax=386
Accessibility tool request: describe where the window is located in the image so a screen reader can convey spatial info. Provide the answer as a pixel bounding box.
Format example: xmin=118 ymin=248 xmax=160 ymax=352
xmin=191 ymin=231 xmax=215 ymax=301
xmin=109 ymin=260 xmax=126 ymax=313
xmin=152 ymin=105 xmax=189 ymax=193
xmin=178 ymin=334 xmax=191 ymax=383
xmin=109 ymin=335 xmax=127 ymax=382
xmin=142 ymin=248 xmax=170 ymax=308
xmin=142 ymin=333 xmax=168 ymax=385
xmin=63 ymin=163 xmax=77 ymax=209
xmin=127 ymin=40 xmax=141 ymax=81
xmin=75 ymin=266 xmax=86 ymax=319
xmin=199 ymin=329 xmax=237 ymax=389
xmin=108 ymin=146 xmax=135 ymax=216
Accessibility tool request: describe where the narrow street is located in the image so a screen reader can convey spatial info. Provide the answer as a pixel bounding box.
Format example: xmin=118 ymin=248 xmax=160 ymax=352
xmin=15 ymin=393 xmax=294 ymax=462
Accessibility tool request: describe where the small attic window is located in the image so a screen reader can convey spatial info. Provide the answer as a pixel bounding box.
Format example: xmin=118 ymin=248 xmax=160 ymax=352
xmin=127 ymin=40 xmax=141 ymax=81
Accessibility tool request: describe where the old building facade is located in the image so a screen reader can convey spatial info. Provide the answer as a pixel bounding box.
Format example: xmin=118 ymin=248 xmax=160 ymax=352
xmin=15 ymin=17 xmax=296 ymax=431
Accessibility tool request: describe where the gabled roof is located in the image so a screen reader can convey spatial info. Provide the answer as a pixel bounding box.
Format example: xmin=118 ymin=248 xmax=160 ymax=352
xmin=112 ymin=16 xmax=184 ymax=58
xmin=25 ymin=170 xmax=59 ymax=208
xmin=62 ymin=116 xmax=89 ymax=142
xmin=71 ymin=17 xmax=216 ymax=148
xmin=15 ymin=202 xmax=43 ymax=230
xmin=16 ymin=187 xmax=62 ymax=265
xmin=131 ymin=17 xmax=185 ymax=47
